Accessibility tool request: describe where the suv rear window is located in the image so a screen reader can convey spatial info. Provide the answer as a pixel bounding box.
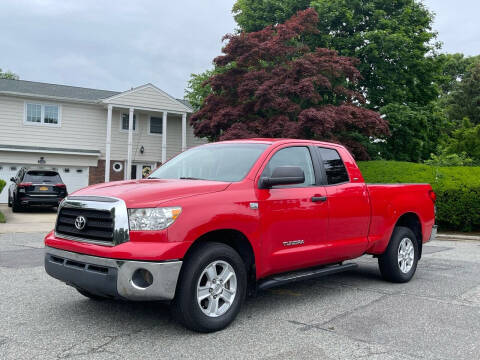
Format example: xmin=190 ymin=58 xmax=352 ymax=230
xmin=23 ymin=171 xmax=62 ymax=184
xmin=317 ymin=147 xmax=349 ymax=184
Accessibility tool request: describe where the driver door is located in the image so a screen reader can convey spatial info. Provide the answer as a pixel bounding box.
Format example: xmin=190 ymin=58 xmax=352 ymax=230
xmin=256 ymin=145 xmax=329 ymax=276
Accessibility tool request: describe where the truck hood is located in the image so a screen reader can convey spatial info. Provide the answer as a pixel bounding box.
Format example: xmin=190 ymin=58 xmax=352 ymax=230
xmin=70 ymin=179 xmax=230 ymax=208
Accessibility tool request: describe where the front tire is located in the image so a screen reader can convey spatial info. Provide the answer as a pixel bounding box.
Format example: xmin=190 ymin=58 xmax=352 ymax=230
xmin=173 ymin=242 xmax=247 ymax=333
xmin=378 ymin=226 xmax=419 ymax=283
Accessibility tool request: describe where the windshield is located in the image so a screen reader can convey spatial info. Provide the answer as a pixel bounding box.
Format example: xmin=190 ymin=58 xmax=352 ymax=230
xmin=149 ymin=143 xmax=268 ymax=182
xmin=23 ymin=171 xmax=62 ymax=183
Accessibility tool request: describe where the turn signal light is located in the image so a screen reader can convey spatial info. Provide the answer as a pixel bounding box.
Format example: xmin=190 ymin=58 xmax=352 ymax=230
xmin=428 ymin=190 xmax=436 ymax=203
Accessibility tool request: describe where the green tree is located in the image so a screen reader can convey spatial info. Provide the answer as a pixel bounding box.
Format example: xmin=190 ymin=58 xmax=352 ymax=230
xmin=185 ymin=69 xmax=218 ymax=112
xmin=191 ymin=9 xmax=389 ymax=160
xmin=447 ymin=62 xmax=480 ymax=125
xmin=232 ymin=0 xmax=311 ymax=33
xmin=380 ymin=102 xmax=448 ymax=162
xmin=434 ymin=53 xmax=480 ymax=95
xmin=232 ymin=0 xmax=439 ymax=110
xmin=0 ymin=68 xmax=19 ymax=80
xmin=188 ymin=0 xmax=445 ymax=162
xmin=445 ymin=118 xmax=480 ymax=162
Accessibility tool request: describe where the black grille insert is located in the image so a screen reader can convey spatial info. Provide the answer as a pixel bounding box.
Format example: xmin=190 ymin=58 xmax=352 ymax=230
xmin=56 ymin=208 xmax=114 ymax=244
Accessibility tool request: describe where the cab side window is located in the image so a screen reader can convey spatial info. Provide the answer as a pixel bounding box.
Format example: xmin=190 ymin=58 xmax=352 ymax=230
xmin=317 ymin=147 xmax=349 ymax=184
xmin=262 ymin=146 xmax=315 ymax=187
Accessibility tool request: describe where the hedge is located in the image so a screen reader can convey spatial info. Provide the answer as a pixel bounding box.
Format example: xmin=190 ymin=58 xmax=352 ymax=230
xmin=0 ymin=179 xmax=5 ymax=196
xmin=358 ymin=161 xmax=480 ymax=232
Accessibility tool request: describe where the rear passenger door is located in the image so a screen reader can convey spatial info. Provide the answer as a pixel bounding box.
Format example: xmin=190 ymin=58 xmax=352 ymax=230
xmin=315 ymin=147 xmax=370 ymax=262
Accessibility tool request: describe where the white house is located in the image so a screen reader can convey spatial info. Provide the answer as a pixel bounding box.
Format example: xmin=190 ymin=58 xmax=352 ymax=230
xmin=0 ymin=78 xmax=206 ymax=203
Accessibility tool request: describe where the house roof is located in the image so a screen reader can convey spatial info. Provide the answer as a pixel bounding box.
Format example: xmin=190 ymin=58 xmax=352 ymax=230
xmin=0 ymin=79 xmax=192 ymax=111
xmin=101 ymin=83 xmax=193 ymax=113
xmin=176 ymin=98 xmax=193 ymax=111
xmin=0 ymin=78 xmax=119 ymax=102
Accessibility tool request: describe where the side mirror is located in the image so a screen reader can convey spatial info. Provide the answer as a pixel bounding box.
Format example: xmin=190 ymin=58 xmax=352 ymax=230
xmin=260 ymin=166 xmax=305 ymax=188
xmin=10 ymin=177 xmax=16 ymax=182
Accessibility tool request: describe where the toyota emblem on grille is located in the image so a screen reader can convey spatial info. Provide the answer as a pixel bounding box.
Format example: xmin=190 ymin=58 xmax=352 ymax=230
xmin=74 ymin=216 xmax=87 ymax=230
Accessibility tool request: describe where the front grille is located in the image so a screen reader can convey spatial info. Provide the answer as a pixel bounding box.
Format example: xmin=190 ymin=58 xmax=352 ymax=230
xmin=56 ymin=208 xmax=114 ymax=244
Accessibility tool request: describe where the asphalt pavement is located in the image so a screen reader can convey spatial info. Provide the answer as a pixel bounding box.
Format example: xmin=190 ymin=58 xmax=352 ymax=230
xmin=1 ymin=231 xmax=479 ymax=359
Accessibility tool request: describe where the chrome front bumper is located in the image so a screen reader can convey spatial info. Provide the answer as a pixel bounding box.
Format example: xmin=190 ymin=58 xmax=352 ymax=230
xmin=45 ymin=246 xmax=182 ymax=301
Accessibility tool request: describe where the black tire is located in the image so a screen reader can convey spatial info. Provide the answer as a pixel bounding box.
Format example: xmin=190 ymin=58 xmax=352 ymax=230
xmin=7 ymin=194 xmax=12 ymax=208
xmin=12 ymin=198 xmax=22 ymax=213
xmin=378 ymin=226 xmax=419 ymax=283
xmin=173 ymin=242 xmax=247 ymax=333
xmin=76 ymin=288 xmax=107 ymax=301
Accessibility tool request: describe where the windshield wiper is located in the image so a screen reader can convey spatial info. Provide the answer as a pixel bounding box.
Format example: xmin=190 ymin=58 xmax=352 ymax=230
xmin=179 ymin=177 xmax=205 ymax=180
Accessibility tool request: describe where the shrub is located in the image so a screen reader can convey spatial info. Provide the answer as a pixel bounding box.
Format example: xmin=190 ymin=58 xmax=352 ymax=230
xmin=358 ymin=161 xmax=480 ymax=232
xmin=0 ymin=179 xmax=6 ymax=195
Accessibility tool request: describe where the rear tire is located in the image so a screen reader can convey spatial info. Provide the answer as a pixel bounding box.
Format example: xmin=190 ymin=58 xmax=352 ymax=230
xmin=7 ymin=194 xmax=12 ymax=208
xmin=12 ymin=198 xmax=22 ymax=213
xmin=378 ymin=226 xmax=419 ymax=283
xmin=173 ymin=242 xmax=247 ymax=333
xmin=76 ymin=288 xmax=107 ymax=301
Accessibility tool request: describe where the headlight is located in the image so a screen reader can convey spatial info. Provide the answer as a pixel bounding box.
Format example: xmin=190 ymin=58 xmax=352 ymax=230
xmin=128 ymin=207 xmax=182 ymax=231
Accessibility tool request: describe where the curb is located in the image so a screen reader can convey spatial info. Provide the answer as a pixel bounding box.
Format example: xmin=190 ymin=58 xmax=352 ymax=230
xmin=436 ymin=233 xmax=480 ymax=241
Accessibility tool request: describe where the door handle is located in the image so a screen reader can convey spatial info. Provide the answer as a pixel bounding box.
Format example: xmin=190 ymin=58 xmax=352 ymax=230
xmin=311 ymin=196 xmax=327 ymax=202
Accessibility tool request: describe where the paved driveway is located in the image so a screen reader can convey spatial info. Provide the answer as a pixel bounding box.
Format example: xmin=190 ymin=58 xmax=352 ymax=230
xmin=0 ymin=204 xmax=56 ymax=234
xmin=1 ymin=232 xmax=479 ymax=359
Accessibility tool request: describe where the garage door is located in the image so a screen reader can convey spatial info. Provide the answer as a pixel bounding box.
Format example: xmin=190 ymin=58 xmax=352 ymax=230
xmin=0 ymin=164 xmax=89 ymax=203
xmin=58 ymin=167 xmax=89 ymax=195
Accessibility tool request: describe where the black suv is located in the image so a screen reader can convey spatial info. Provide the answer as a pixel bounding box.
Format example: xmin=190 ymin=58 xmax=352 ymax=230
xmin=8 ymin=168 xmax=68 ymax=212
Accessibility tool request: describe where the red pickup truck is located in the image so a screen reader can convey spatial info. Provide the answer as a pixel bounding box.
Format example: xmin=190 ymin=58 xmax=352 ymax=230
xmin=45 ymin=139 xmax=437 ymax=332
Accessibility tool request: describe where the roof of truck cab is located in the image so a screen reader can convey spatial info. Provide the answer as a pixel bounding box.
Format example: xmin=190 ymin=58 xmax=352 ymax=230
xmin=212 ymin=138 xmax=345 ymax=148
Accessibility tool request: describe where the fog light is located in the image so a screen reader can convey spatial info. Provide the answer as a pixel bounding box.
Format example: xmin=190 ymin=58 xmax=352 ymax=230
xmin=131 ymin=268 xmax=153 ymax=289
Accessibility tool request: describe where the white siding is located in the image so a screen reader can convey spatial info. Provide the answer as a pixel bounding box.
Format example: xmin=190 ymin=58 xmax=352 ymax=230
xmin=107 ymin=85 xmax=189 ymax=113
xmin=187 ymin=122 xmax=208 ymax=149
xmin=0 ymin=94 xmax=206 ymax=166
xmin=109 ymin=109 xmax=163 ymax=162
xmin=0 ymin=95 xmax=106 ymax=159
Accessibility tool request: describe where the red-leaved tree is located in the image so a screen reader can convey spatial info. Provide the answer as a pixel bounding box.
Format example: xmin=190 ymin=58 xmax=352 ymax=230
xmin=190 ymin=8 xmax=389 ymax=159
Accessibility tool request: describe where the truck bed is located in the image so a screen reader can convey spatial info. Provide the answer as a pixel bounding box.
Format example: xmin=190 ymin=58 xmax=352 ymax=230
xmin=365 ymin=183 xmax=435 ymax=254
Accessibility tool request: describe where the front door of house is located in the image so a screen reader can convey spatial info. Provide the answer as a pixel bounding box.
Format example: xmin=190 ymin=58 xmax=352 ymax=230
xmin=130 ymin=163 xmax=155 ymax=179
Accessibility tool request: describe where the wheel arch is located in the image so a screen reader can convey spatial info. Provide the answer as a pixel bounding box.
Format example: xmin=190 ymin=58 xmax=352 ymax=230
xmin=183 ymin=229 xmax=257 ymax=293
xmin=394 ymin=212 xmax=423 ymax=258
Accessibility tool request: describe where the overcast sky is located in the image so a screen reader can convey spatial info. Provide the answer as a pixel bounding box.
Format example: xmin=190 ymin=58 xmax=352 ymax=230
xmin=0 ymin=0 xmax=478 ymax=98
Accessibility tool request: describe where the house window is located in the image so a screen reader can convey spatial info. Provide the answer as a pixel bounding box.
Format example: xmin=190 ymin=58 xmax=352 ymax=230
xmin=25 ymin=103 xmax=60 ymax=125
xmin=149 ymin=116 xmax=163 ymax=134
xmin=112 ymin=162 xmax=123 ymax=172
xmin=26 ymin=103 xmax=42 ymax=123
xmin=44 ymin=105 xmax=59 ymax=124
xmin=121 ymin=113 xmax=136 ymax=131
